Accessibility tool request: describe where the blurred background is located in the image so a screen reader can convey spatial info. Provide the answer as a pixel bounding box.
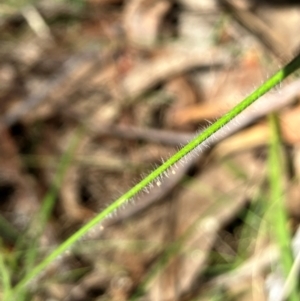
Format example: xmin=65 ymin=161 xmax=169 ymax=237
xmin=1 ymin=0 xmax=300 ymax=300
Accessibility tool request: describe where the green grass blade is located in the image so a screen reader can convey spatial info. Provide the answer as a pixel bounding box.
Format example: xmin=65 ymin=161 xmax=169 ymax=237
xmin=11 ymin=52 xmax=300 ymax=296
xmin=6 ymin=129 xmax=83 ymax=300
xmin=0 ymin=246 xmax=12 ymax=300
xmin=268 ymin=113 xmax=299 ymax=300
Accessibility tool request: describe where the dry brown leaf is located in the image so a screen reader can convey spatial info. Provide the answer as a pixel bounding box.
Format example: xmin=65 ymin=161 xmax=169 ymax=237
xmin=168 ymin=53 xmax=264 ymax=127
xmin=122 ymin=46 xmax=230 ymax=100
xmin=178 ymin=0 xmax=219 ymax=11
xmin=164 ymin=75 xmax=202 ymax=129
xmin=148 ymin=163 xmax=250 ymax=300
xmin=280 ymin=105 xmax=300 ymax=144
xmin=60 ymin=165 xmax=95 ymax=223
xmin=123 ymin=0 xmax=171 ymax=47
xmin=213 ymin=104 xmax=300 ymax=158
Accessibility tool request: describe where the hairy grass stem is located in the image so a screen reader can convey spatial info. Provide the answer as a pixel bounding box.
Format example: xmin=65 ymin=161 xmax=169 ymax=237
xmin=9 ymin=52 xmax=300 ymax=297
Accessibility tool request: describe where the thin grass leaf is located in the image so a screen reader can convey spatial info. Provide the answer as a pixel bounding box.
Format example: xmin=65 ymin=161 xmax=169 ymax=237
xmin=268 ymin=113 xmax=299 ymax=301
xmin=9 ymin=51 xmax=300 ymax=298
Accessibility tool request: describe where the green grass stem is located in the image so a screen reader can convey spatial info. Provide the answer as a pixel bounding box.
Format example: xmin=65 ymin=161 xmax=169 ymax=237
xmin=268 ymin=113 xmax=299 ymax=300
xmin=10 ymin=52 xmax=300 ymax=297
xmin=0 ymin=247 xmax=12 ymax=301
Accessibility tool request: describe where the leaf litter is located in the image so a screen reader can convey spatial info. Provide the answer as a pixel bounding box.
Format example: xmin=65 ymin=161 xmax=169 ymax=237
xmin=1 ymin=0 xmax=300 ymax=300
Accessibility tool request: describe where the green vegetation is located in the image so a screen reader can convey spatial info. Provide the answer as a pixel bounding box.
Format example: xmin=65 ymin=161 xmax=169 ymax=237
xmin=5 ymin=49 xmax=300 ymax=301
